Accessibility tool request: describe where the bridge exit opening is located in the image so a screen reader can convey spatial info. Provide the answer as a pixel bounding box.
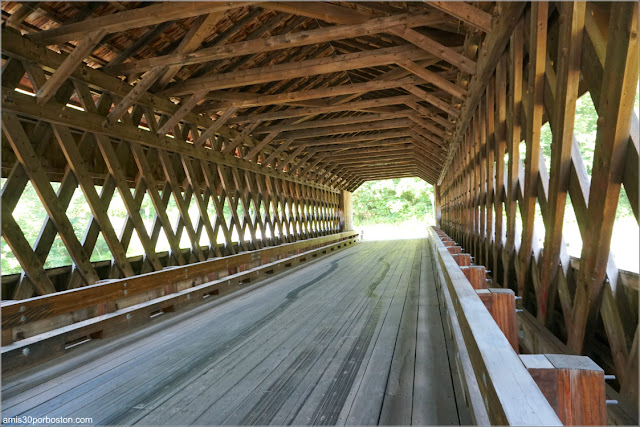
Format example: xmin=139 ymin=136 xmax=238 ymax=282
xmin=351 ymin=178 xmax=435 ymax=241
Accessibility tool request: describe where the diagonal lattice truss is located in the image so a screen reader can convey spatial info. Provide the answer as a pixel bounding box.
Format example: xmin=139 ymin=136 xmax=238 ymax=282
xmin=437 ymin=2 xmax=639 ymax=419
xmin=1 ymin=1 xmax=494 ymax=191
xmin=1 ymin=0 xmax=494 ymax=297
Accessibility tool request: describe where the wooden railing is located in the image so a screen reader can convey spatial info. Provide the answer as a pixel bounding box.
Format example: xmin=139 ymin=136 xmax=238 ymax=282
xmin=430 ymin=228 xmax=606 ymax=425
xmin=518 ymin=309 xmax=639 ymax=425
xmin=1 ymin=231 xmax=359 ymax=373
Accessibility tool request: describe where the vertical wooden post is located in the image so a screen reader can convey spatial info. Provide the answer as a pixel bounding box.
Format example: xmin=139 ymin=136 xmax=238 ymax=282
xmin=477 ymin=287 xmax=519 ymax=352
xmin=338 ymin=190 xmax=353 ymax=232
xmin=505 ymin=19 xmax=523 ymax=292
xmin=520 ymin=354 xmax=606 ymax=425
xmin=434 ymin=184 xmax=442 ymax=227
xmin=493 ymin=57 xmax=507 ymax=285
xmin=478 ymin=97 xmax=487 ymax=266
xmin=540 ymin=1 xmax=586 ymax=324
xmin=461 ymin=265 xmax=487 ymax=289
xmin=519 ymin=1 xmax=547 ymax=310
xmin=485 ymin=77 xmax=495 ymax=271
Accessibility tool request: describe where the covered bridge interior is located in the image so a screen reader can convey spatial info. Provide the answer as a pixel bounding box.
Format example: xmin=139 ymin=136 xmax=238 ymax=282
xmin=1 ymin=1 xmax=638 ymax=425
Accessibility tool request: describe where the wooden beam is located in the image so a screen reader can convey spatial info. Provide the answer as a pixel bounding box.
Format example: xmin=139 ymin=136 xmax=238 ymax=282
xmin=287 ymin=150 xmax=317 ymax=175
xmin=280 ymin=118 xmax=413 ymax=140
xmin=36 ymin=29 xmax=106 ymax=105
xmin=222 ymin=121 xmax=262 ymax=155
xmin=52 ymin=125 xmax=136 ymax=277
xmin=426 ymin=1 xmax=493 ymax=33
xmin=228 ymin=95 xmax=414 ymax=124
xmin=493 ymin=57 xmax=507 ymax=280
xmin=105 ymin=12 xmax=440 ymax=75
xmin=105 ymin=22 xmax=174 ymax=67
xmin=405 ymin=99 xmax=456 ymax=129
xmin=518 ymin=2 xmax=547 ymax=309
xmin=277 ymin=146 xmax=305 ymax=172
xmin=389 ymin=26 xmax=476 ymax=74
xmin=263 ymin=138 xmax=294 ymax=168
xmin=158 ymin=150 xmax=206 ymax=262
xmin=261 ymin=1 xmax=374 ymax=25
xmin=6 ymin=2 xmax=41 ymax=29
xmin=27 ymin=2 xmax=246 ymax=45
xmin=290 ymin=129 xmax=413 ymax=147
xmin=2 ymin=113 xmax=100 ymax=286
xmin=2 ymin=90 xmax=337 ymax=193
xmin=404 ymin=85 xmax=460 ymax=117
xmin=312 ymin=137 xmax=415 ymax=152
xmin=155 ymin=12 xmax=227 ymax=89
xmin=195 ymin=107 xmax=240 ymax=146
xmin=397 ymin=59 xmax=467 ymax=99
xmin=96 ymin=135 xmax=164 ymax=271
xmin=504 ymin=20 xmax=523 ymax=293
xmin=569 ymin=2 xmax=639 ymax=353
xmin=255 ymin=111 xmax=409 ymax=134
xmin=540 ymin=1 xmax=586 ymax=323
xmin=199 ymin=76 xmax=423 ymax=110
xmin=156 ymin=89 xmax=209 ymax=136
xmin=323 ymin=145 xmax=414 ymax=158
xmin=244 ymin=131 xmax=280 ymax=160
xmin=163 ymin=45 xmax=432 ymax=96
xmin=408 ymin=115 xmax=449 ymax=139
xmin=439 ymin=3 xmax=527 ymax=185
xmin=107 ymin=65 xmax=168 ymax=123
xmin=262 ymin=1 xmax=475 ymax=74
xmin=1 ymin=202 xmax=57 ymax=296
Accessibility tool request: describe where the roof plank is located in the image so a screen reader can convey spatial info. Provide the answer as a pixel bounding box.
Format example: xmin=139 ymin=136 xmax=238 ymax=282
xmin=27 ymin=2 xmax=248 ymax=45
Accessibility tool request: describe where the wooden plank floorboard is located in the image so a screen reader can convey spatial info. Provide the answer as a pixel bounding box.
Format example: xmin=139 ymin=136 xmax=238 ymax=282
xmin=412 ymin=240 xmax=459 ymax=425
xmin=276 ymin=242 xmax=412 ymax=426
xmin=189 ymin=242 xmax=401 ymax=426
xmin=1 ymin=239 xmax=459 ymax=425
xmin=5 ymin=243 xmax=376 ymax=417
xmin=4 ymin=245 xmax=371 ymax=418
xmin=378 ymin=243 xmax=421 ymax=425
xmin=341 ymin=241 xmax=418 ymax=425
xmin=56 ymin=244 xmax=380 ymax=424
xmin=138 ymin=243 xmax=389 ymax=426
xmin=219 ymin=251 xmax=392 ymax=426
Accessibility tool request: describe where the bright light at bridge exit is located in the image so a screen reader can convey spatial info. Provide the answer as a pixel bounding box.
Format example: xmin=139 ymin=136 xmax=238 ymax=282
xmin=351 ymin=178 xmax=434 ymax=241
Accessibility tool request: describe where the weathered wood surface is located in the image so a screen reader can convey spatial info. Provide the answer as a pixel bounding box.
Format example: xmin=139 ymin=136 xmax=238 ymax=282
xmin=2 ymin=232 xmax=358 ymax=335
xmin=1 ymin=3 xmax=637 ymax=423
xmin=1 ymin=239 xmax=458 ymax=426
xmin=521 ymin=354 xmax=606 ymax=426
xmin=429 ymin=227 xmax=562 ymax=426
xmin=437 ymin=3 xmax=639 ymax=421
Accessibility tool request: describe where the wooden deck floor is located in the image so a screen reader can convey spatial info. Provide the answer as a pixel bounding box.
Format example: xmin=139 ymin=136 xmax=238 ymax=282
xmin=1 ymin=239 xmax=459 ymax=425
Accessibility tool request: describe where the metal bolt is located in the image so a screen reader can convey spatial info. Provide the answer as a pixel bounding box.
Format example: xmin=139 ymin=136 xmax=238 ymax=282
xmin=606 ymin=400 xmax=619 ymax=405
xmin=516 ymin=309 xmax=524 ymax=313
xmin=604 ymin=375 xmax=616 ymax=381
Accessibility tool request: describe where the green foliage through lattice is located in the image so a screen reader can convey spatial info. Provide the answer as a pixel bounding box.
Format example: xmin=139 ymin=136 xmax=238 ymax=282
xmin=352 ymin=178 xmax=434 ymax=226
